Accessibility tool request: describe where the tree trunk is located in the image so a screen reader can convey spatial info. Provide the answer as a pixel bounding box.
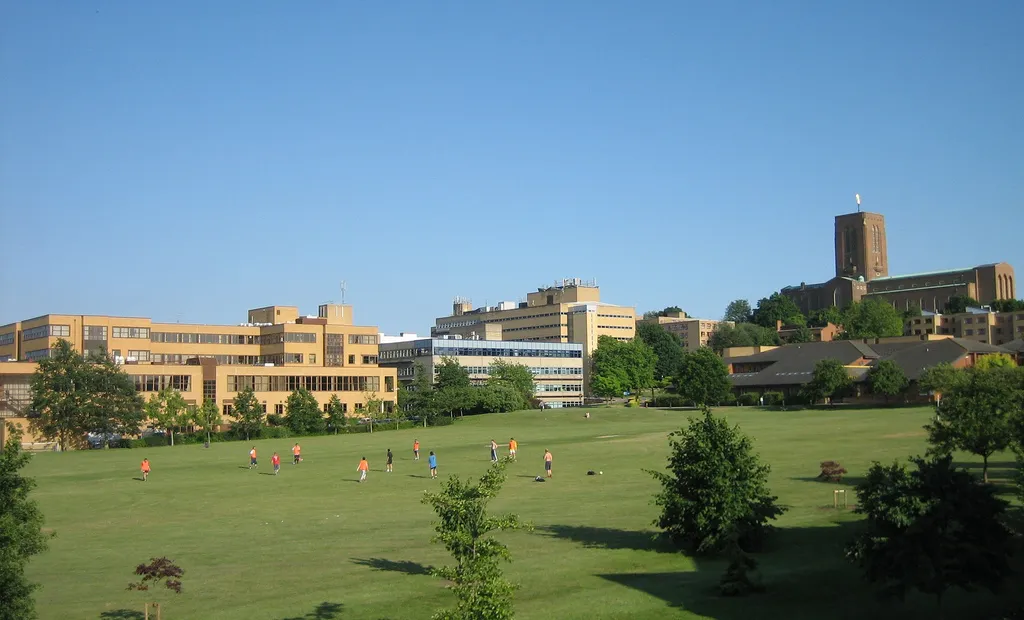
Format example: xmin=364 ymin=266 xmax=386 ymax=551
xmin=170 ymin=429 xmax=174 ymax=447
xmin=983 ymin=454 xmax=989 ymax=483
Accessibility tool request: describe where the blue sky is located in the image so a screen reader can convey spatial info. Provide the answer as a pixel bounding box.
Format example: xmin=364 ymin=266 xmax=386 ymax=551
xmin=1 ymin=1 xmax=1021 ymax=333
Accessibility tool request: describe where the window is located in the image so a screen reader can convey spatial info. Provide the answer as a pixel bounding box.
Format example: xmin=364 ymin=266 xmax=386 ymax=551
xmin=203 ymin=380 xmax=216 ymax=402
xmin=348 ymin=334 xmax=378 ymax=345
xmin=83 ymin=326 xmax=108 ymax=340
xmin=348 ymin=355 xmax=356 ymax=364
xmin=309 ymin=354 xmax=316 ymax=364
xmin=112 ymin=327 xmax=150 ymax=339
xmin=223 ymin=404 xmax=233 ymax=416
xmin=24 ymin=349 xmax=52 ymax=361
xmin=275 ymin=404 xmax=284 ymax=415
xmin=23 ymin=325 xmax=70 ymax=340
xmin=385 ymin=376 xmax=395 ymax=393
xmin=0 ymin=333 xmax=14 ymax=346
xmin=978 ymin=328 xmax=987 ymax=336
xmin=133 ymin=375 xmax=193 ymax=392
xmin=966 ymin=329 xmax=974 ymax=336
xmin=362 ymin=355 xmax=378 ymax=365
xmin=128 ymin=350 xmax=151 ymax=362
xmin=326 ymin=334 xmax=345 ymax=367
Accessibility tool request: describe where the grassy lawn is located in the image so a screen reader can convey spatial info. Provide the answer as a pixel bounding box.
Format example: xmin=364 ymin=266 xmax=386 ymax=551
xmin=23 ymin=407 xmax=1023 ymax=619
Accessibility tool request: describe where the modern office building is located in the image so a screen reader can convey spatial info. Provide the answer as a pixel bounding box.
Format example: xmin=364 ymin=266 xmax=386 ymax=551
xmin=636 ymin=310 xmax=732 ymax=350
xmin=379 ymin=337 xmax=585 ymax=408
xmin=781 ymin=208 xmax=1016 ymax=314
xmin=431 ymin=279 xmax=636 ymax=394
xmin=0 ymin=304 xmax=398 ymax=440
xmin=904 ymin=307 xmax=1024 ymax=346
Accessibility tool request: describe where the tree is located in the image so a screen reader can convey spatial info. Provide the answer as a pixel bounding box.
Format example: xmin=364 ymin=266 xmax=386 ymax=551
xmin=145 ymin=387 xmax=189 ymax=446
xmin=194 ymin=399 xmax=221 ymax=445
xmin=990 ymin=298 xmax=1024 ymax=312
xmin=643 ymin=306 xmax=684 ymax=320
xmin=867 ymin=360 xmax=909 ymax=403
xmin=808 ymin=306 xmax=843 ymax=328
xmin=751 ymin=293 xmax=805 ymax=328
xmin=846 ymin=456 xmax=1012 ymax=610
xmin=231 ymin=387 xmax=264 ymax=441
xmin=636 ymin=322 xmax=685 ymax=383
xmin=325 ymin=394 xmax=346 ymax=434
xmin=708 ymin=323 xmax=780 ymax=354
xmin=902 ymin=302 xmax=923 ymax=319
xmin=647 ymin=408 xmax=785 ymax=554
xmin=839 ymin=299 xmax=904 ymax=339
xmin=589 ymin=336 xmax=655 ymax=400
xmin=975 ymin=353 xmax=1017 ymax=370
xmin=127 ymin=556 xmax=184 ymax=619
xmin=803 ymin=359 xmax=852 ymax=404
xmin=487 ymin=360 xmax=536 ymax=406
xmin=944 ymin=295 xmax=980 ymax=314
xmin=29 ymin=340 xmax=144 ymax=450
xmin=785 ymin=326 xmax=814 ymax=344
xmin=422 ymin=459 xmax=526 ymax=619
xmin=0 ymin=423 xmax=53 ymax=620
xmin=475 ymin=384 xmax=527 ymax=413
xmin=285 ymin=388 xmax=325 ymax=435
xmin=674 ymin=348 xmax=732 ymax=406
xmin=925 ymin=366 xmax=1024 ymax=482
xmin=364 ymin=392 xmax=384 ymax=432
xmin=723 ymin=299 xmax=752 ymax=324
xmin=918 ymin=363 xmax=964 ymax=396
xmin=435 ymin=357 xmax=471 ymax=391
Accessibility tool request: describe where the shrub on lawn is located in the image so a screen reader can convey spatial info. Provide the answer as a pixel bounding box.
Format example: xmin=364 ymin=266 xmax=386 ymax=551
xmin=738 ymin=393 xmax=759 ymax=407
xmin=762 ymin=392 xmax=786 ymax=407
xmin=817 ymin=461 xmax=848 ymax=482
xmin=649 ymin=395 xmax=689 ymax=408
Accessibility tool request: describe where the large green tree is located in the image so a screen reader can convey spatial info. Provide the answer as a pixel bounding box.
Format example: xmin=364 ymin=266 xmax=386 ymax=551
xmin=589 ymin=336 xmax=656 ymax=399
xmin=924 ymin=366 xmax=1024 ymax=482
xmin=144 ymin=387 xmax=189 ymax=446
xmin=990 ymin=298 xmax=1024 ymax=312
xmin=0 ymin=423 xmax=53 ymax=620
xmin=230 ymin=387 xmax=264 ymax=441
xmin=708 ymin=323 xmax=780 ymax=354
xmin=647 ymin=408 xmax=784 ymax=553
xmin=944 ymin=295 xmax=980 ymax=314
xmin=29 ymin=340 xmax=143 ymax=450
xmin=674 ymin=348 xmax=732 ymax=406
xmin=435 ymin=357 xmax=471 ymax=391
xmin=422 ymin=459 xmax=526 ymax=620
xmin=636 ymin=322 xmax=684 ymax=382
xmin=918 ymin=363 xmax=965 ymax=396
xmin=487 ymin=360 xmax=536 ymax=406
xmin=808 ymin=306 xmax=843 ymax=328
xmin=847 ymin=456 xmax=1013 ymax=607
xmin=839 ymin=299 xmax=904 ymax=339
xmin=325 ymin=394 xmax=347 ymax=434
xmin=867 ymin=360 xmax=909 ymax=403
xmin=803 ymin=359 xmax=852 ymax=404
xmin=723 ymin=299 xmax=752 ymax=324
xmin=285 ymin=388 xmax=325 ymax=435
xmin=194 ymin=399 xmax=222 ymax=445
xmin=751 ymin=293 xmax=805 ymax=328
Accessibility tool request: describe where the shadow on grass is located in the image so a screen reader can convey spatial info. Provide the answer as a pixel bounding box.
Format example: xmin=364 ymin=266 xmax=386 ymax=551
xmin=259 ymin=472 xmax=278 ymax=476
xmin=278 ymin=601 xmax=344 ymax=620
xmin=99 ymin=610 xmax=144 ymax=619
xmin=539 ymin=525 xmax=671 ymax=553
xmin=352 ymin=557 xmax=434 ymax=575
xmin=132 ymin=477 xmax=145 ymax=482
xmin=789 ymin=475 xmax=867 ymax=488
xmin=952 ymin=461 xmax=1020 ymax=482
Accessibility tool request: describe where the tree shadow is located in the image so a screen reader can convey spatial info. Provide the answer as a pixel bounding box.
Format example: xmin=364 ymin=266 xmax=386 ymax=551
xmin=539 ymin=524 xmax=672 ymax=553
xmin=789 ymin=475 xmax=868 ymax=488
xmin=278 ymin=601 xmax=344 ymax=620
xmin=951 ymin=461 xmax=1020 ymax=482
xmin=352 ymin=557 xmax=434 ymax=576
xmin=99 ymin=610 xmax=145 ymax=620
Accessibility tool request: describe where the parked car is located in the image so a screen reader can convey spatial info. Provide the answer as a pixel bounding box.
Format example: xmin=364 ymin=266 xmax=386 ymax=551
xmin=87 ymin=433 xmax=121 ymax=449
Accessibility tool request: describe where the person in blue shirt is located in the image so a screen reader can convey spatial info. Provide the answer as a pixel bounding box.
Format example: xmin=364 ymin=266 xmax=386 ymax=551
xmin=428 ymin=451 xmax=438 ymax=479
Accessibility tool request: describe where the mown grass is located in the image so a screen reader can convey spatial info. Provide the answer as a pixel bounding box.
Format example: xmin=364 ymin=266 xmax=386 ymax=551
xmin=23 ymin=406 xmax=1023 ymax=619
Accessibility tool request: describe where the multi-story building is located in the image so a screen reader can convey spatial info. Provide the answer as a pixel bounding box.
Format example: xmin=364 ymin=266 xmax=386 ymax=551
xmin=431 ymin=279 xmax=635 ymax=394
xmin=904 ymin=307 xmax=1024 ymax=346
xmin=782 ymin=208 xmax=1016 ymax=314
xmin=379 ymin=337 xmax=584 ymax=408
xmin=0 ymin=304 xmax=397 ymax=440
xmin=636 ymin=311 xmax=732 ymax=350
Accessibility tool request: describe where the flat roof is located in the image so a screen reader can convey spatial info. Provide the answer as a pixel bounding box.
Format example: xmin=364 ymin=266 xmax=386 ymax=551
xmin=380 ymin=338 xmax=583 ymax=351
xmin=870 ymin=268 xmax=972 ymax=282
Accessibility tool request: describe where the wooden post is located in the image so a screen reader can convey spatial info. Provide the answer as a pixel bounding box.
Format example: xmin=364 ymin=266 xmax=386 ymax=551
xmin=833 ymin=489 xmax=847 ymax=508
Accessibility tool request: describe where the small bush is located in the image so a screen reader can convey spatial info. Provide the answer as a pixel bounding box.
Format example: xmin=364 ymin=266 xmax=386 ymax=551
xmin=720 ymin=393 xmax=737 ymax=406
xmin=260 ymin=426 xmax=292 ymax=439
xmin=428 ymin=415 xmax=456 ymax=427
xmin=762 ymin=392 xmax=786 ymax=407
xmin=266 ymin=414 xmax=285 ymax=427
xmin=719 ymin=544 xmax=763 ymax=597
xmin=738 ymin=393 xmax=759 ymax=407
xmin=649 ymin=395 xmax=689 ymax=408
xmin=817 ymin=461 xmax=848 ymax=482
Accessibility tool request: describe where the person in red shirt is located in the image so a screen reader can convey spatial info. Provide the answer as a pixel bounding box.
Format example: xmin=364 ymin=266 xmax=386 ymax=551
xmin=357 ymin=457 xmax=369 ymax=482
xmin=249 ymin=447 xmax=258 ymax=469
xmin=272 ymin=452 xmax=281 ymax=475
xmin=140 ymin=458 xmax=150 ymax=482
xmin=292 ymin=443 xmax=301 ymax=465
xmin=413 ymin=440 xmax=420 ymax=461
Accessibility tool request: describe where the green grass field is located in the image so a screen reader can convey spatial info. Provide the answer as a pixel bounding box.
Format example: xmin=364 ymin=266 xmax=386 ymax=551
xmin=23 ymin=407 xmax=1023 ymax=619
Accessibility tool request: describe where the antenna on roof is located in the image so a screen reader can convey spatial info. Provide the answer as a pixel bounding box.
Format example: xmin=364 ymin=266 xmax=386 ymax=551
xmin=855 ymin=193 xmax=862 ymax=212
xmin=340 ymin=280 xmax=347 ymax=305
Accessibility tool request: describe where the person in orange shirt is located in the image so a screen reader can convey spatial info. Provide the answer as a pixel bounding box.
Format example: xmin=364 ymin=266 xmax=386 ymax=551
xmin=357 ymin=456 xmax=369 ymax=482
xmin=272 ymin=452 xmax=281 ymax=475
xmin=544 ymin=449 xmax=553 ymax=478
xmin=509 ymin=438 xmax=518 ymax=460
xmin=140 ymin=458 xmax=150 ymax=482
xmin=249 ymin=447 xmax=258 ymax=469
xmin=292 ymin=443 xmax=301 ymax=465
xmin=413 ymin=440 xmax=420 ymax=461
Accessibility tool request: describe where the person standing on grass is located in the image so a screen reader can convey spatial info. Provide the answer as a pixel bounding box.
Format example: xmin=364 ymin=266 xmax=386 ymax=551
xmin=544 ymin=449 xmax=553 ymax=478
xmin=509 ymin=437 xmax=518 ymax=460
xmin=292 ymin=443 xmax=301 ymax=464
xmin=357 ymin=456 xmax=369 ymax=482
xmin=140 ymin=458 xmax=150 ymax=482
xmin=490 ymin=439 xmax=498 ymax=462
xmin=413 ymin=439 xmax=420 ymax=460
xmin=272 ymin=452 xmax=281 ymax=475
xmin=428 ymin=451 xmax=438 ymax=479
xmin=386 ymin=448 xmax=394 ymax=473
xmin=249 ymin=447 xmax=258 ymax=469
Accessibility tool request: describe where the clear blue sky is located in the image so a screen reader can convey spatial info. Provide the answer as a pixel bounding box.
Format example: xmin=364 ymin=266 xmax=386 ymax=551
xmin=2 ymin=1 xmax=1021 ymax=333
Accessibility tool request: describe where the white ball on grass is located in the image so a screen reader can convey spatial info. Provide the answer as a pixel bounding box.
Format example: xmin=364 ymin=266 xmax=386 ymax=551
xmin=599 ymin=471 xmax=603 ymax=475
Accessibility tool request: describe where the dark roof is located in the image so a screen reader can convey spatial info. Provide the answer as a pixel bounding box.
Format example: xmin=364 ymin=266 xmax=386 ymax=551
xmin=1000 ymin=339 xmax=1024 ymax=353
xmin=727 ymin=337 xmax=1013 ymax=388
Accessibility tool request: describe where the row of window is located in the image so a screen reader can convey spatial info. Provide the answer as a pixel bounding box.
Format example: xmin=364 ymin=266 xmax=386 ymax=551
xmin=348 ymin=335 xmax=378 ymax=345
xmin=84 ymin=326 xmax=108 ymax=340
xmin=23 ymin=325 xmax=71 ymax=341
xmin=456 ymin=366 xmax=583 ymax=376
xmin=24 ymin=349 xmax=52 ymax=361
xmin=0 ymin=333 xmax=14 ymax=346
xmin=598 ymin=325 xmax=632 ymax=330
xmin=114 ymin=327 xmax=150 ymax=339
xmin=133 ymin=375 xmax=193 ymax=393
xmin=152 ymin=332 xmax=256 ymax=345
xmin=432 ymin=347 xmax=582 ymax=359
xmin=534 ymin=384 xmax=584 ymax=393
xmin=226 ymin=375 xmax=384 ymax=393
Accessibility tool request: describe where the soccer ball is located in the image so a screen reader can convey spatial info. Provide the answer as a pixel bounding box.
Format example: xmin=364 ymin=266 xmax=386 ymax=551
xmin=599 ymin=471 xmax=603 ymax=475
